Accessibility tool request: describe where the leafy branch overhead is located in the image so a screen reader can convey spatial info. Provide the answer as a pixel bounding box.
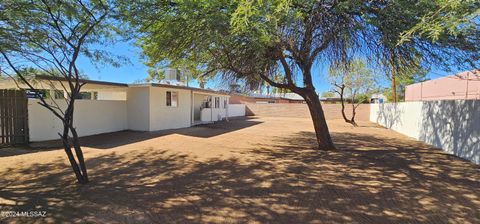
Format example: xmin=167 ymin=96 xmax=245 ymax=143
xmin=124 ymin=0 xmax=479 ymax=149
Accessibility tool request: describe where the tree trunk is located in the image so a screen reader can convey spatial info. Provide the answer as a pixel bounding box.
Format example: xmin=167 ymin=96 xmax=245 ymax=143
xmin=60 ymin=124 xmax=88 ymax=184
xmin=302 ymin=89 xmax=336 ymax=150
xmin=337 ymin=84 xmax=357 ymax=126
xmin=391 ymin=70 xmax=397 ymax=103
xmin=61 ymin=98 xmax=89 ymax=184
xmin=390 ymin=56 xmax=398 ymax=103
xmin=349 ymin=103 xmax=358 ymax=127
xmin=70 ymin=126 xmax=88 ymax=183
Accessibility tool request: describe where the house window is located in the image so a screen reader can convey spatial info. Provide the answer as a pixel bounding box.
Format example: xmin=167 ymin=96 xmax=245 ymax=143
xmin=214 ymin=97 xmax=220 ymax=108
xmin=166 ymin=91 xmax=178 ymax=107
xmin=75 ymin=92 xmax=92 ymax=100
xmin=224 ymin=99 xmax=228 ymax=108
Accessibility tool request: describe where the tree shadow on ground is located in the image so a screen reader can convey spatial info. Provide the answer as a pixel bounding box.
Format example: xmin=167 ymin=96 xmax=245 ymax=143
xmin=0 ymin=147 xmax=60 ymax=157
xmin=3 ymin=117 xmax=262 ymax=155
xmin=0 ymin=131 xmax=479 ymax=223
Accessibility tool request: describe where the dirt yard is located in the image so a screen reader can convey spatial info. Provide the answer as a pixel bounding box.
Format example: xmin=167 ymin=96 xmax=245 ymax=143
xmin=0 ymin=117 xmax=479 ymax=223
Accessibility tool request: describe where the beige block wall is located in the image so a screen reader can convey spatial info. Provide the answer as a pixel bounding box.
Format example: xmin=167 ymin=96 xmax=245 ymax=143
xmin=244 ymin=103 xmax=370 ymax=120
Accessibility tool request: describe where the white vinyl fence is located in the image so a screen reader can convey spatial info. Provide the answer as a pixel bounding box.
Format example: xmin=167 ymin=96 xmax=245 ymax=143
xmin=228 ymin=104 xmax=246 ymax=117
xmin=370 ymin=100 xmax=480 ymax=164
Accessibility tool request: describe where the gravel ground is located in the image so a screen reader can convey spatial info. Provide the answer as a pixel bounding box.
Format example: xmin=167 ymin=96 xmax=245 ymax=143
xmin=0 ymin=117 xmax=479 ymax=223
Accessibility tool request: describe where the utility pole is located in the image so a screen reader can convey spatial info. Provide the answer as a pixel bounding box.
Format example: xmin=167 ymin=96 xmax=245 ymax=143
xmin=390 ymin=54 xmax=398 ymax=103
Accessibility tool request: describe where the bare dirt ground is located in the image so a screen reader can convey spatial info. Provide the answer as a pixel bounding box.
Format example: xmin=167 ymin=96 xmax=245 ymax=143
xmin=0 ymin=117 xmax=479 ymax=224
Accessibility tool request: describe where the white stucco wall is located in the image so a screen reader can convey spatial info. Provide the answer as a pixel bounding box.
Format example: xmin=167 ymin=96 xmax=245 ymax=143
xmin=28 ymin=99 xmax=128 ymax=142
xmin=97 ymin=91 xmax=127 ymax=101
xmin=227 ymin=104 xmax=246 ymax=117
xmin=127 ymin=87 xmax=151 ymax=131
xmin=149 ymin=87 xmax=192 ymax=131
xmin=370 ymin=100 xmax=480 ymax=164
xmin=27 ymin=85 xmax=234 ymax=142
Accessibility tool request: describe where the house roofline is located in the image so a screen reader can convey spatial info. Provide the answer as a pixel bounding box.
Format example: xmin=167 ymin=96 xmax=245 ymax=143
xmin=35 ymin=75 xmax=129 ymax=87
xmin=34 ymin=75 xmax=229 ymax=95
xmin=149 ymin=83 xmax=229 ymax=96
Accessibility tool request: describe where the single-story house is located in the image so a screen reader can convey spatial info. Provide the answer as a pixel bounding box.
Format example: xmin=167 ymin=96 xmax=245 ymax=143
xmin=0 ymin=75 xmax=245 ymax=143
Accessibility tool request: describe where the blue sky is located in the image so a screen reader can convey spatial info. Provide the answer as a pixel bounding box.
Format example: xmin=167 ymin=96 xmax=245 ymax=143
xmin=77 ymin=40 xmax=459 ymax=94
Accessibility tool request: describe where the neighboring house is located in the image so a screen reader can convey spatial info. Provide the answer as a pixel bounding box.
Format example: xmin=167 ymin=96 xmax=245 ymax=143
xmin=0 ymin=75 xmax=243 ymax=142
xmin=370 ymin=93 xmax=386 ymax=104
xmin=405 ymin=70 xmax=480 ymax=101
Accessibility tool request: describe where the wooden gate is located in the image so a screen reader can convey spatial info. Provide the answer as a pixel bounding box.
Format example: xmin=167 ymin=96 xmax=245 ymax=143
xmin=0 ymin=89 xmax=29 ymax=146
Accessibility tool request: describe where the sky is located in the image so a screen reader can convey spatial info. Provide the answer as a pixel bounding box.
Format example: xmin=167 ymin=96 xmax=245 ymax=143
xmin=76 ymin=39 xmax=462 ymax=94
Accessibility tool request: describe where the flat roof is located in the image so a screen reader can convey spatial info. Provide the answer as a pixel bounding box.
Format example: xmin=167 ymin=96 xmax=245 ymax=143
xmin=36 ymin=75 xmax=128 ymax=87
xmin=35 ymin=75 xmax=229 ymax=95
xmin=130 ymin=83 xmax=229 ymax=96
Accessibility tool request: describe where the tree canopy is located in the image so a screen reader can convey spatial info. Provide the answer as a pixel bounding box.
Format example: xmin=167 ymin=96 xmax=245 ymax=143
xmin=121 ymin=0 xmax=479 ymax=149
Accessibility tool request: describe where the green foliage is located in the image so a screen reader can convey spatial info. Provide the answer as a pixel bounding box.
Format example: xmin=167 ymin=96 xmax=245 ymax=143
xmin=321 ymin=91 xmax=335 ymax=98
xmin=145 ymin=67 xmax=165 ymax=83
xmin=0 ymin=0 xmax=121 ymax=78
xmin=384 ymin=67 xmax=428 ymax=102
xmin=355 ymin=93 xmax=370 ymax=104
xmin=121 ymin=0 xmax=360 ymax=91
xmin=328 ymin=59 xmax=376 ymax=102
xmin=122 ymin=0 xmax=479 ymax=93
xmin=365 ymin=0 xmax=479 ymax=73
xmin=400 ymin=0 xmax=479 ymax=44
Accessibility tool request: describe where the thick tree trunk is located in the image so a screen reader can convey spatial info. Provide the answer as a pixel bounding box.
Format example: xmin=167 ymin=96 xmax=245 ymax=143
xmin=302 ymin=89 xmax=336 ymax=150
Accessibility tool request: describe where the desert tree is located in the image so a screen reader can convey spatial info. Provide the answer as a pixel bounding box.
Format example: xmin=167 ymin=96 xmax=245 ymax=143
xmin=121 ymin=0 xmax=363 ymax=149
xmin=320 ymin=91 xmax=335 ymax=98
xmin=364 ymin=0 xmax=480 ymax=102
xmin=121 ymin=0 xmax=479 ymax=150
xmin=329 ymin=59 xmax=375 ymax=126
xmin=0 ymin=0 xmax=118 ymax=184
